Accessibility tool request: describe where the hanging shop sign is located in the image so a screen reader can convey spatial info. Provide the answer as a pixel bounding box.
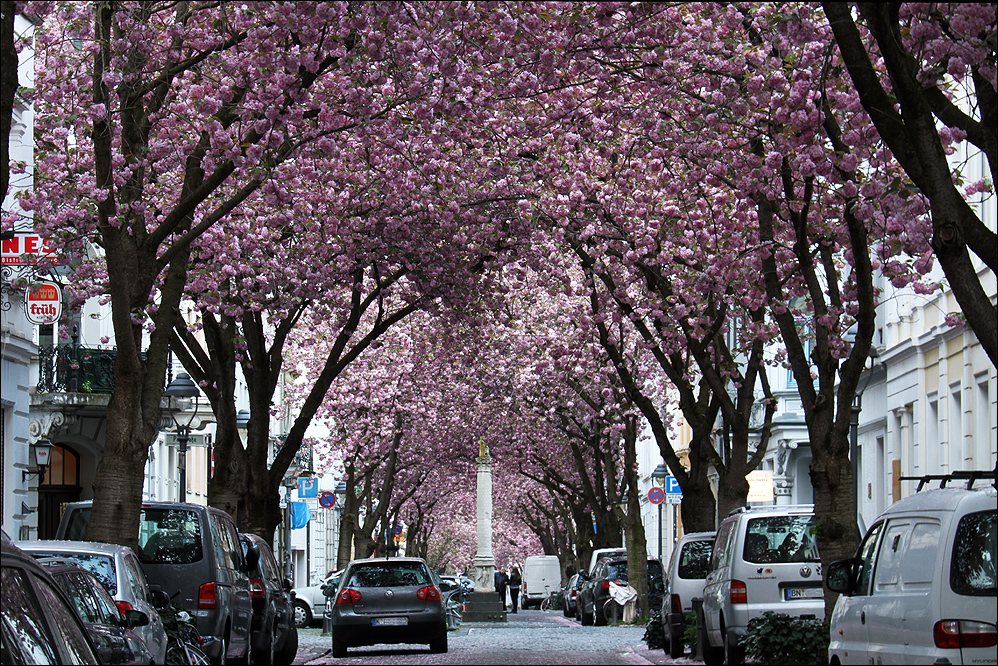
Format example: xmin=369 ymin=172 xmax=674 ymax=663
xmin=25 ymin=281 xmax=63 ymax=325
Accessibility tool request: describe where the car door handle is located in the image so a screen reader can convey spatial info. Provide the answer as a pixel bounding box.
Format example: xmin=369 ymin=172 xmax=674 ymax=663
xmin=861 ymin=611 xmax=866 ymax=625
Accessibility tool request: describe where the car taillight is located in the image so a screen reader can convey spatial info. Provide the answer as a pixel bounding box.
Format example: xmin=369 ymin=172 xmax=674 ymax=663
xmin=250 ymin=578 xmax=265 ymax=598
xmin=670 ymin=594 xmax=683 ymax=614
xmin=336 ymin=589 xmax=362 ymax=604
xmin=198 ymin=582 xmax=217 ymax=609
xmin=601 ymin=581 xmax=611 ymax=590
xmin=114 ymin=600 xmax=135 ymax=616
xmin=934 ymin=620 xmax=998 ymax=649
xmin=730 ymin=580 xmax=747 ymax=605
xmin=417 ymin=586 xmax=441 ymax=601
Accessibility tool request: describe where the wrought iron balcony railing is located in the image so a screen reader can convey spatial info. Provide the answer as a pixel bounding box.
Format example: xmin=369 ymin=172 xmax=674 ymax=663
xmin=36 ymin=342 xmax=117 ymax=394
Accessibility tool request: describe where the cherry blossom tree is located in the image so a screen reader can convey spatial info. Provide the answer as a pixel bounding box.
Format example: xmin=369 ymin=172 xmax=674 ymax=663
xmin=824 ymin=2 xmax=996 ymax=367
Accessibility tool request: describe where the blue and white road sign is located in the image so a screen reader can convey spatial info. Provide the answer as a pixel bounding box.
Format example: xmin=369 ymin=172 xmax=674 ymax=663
xmin=665 ymin=476 xmax=682 ymax=495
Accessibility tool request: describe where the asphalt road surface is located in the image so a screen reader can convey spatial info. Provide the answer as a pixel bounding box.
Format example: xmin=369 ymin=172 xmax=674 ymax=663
xmin=293 ymin=609 xmax=696 ymax=665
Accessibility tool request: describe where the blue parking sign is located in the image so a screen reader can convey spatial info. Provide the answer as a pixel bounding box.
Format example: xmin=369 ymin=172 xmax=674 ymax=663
xmin=298 ymin=477 xmax=318 ymax=498
xmin=665 ymin=476 xmax=682 ymax=495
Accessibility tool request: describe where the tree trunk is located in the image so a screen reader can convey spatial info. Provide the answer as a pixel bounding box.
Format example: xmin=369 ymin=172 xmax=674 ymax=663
xmin=622 ymin=417 xmax=650 ymax=617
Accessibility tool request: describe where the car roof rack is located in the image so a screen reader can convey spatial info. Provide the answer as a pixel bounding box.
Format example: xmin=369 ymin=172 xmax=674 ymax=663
xmin=726 ymin=504 xmax=814 ymax=516
xmin=899 ymin=469 xmax=998 ymax=492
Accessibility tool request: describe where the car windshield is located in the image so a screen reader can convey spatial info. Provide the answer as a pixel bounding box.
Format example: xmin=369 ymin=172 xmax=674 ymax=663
xmin=137 ymin=508 xmax=203 ymax=564
xmin=27 ymin=552 xmax=117 ymax=595
xmin=606 ymin=560 xmax=663 ymax=582
xmin=347 ymin=564 xmax=429 ymax=588
xmin=951 ymin=509 xmax=997 ymax=596
xmin=677 ymin=540 xmax=714 ymax=579
xmin=743 ymin=515 xmax=820 ymax=564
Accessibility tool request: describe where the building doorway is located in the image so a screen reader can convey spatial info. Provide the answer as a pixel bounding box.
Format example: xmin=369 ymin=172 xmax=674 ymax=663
xmin=38 ymin=444 xmax=82 ymax=539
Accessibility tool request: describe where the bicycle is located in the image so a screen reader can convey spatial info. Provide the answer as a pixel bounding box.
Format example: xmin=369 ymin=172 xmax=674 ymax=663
xmin=159 ymin=598 xmax=211 ymax=665
xmin=444 ymin=589 xmax=464 ymax=630
xmin=539 ymin=585 xmax=557 ymax=612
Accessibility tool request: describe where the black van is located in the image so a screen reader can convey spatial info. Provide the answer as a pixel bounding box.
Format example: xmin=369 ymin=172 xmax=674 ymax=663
xmin=56 ymin=500 xmax=257 ymax=665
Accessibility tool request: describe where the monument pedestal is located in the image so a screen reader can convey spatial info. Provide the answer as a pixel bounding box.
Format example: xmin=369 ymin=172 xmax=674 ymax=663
xmin=461 ymin=591 xmax=507 ymax=622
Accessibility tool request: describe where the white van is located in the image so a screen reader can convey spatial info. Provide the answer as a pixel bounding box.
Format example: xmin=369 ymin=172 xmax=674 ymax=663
xmin=827 ymin=473 xmax=997 ymax=666
xmin=587 ymin=547 xmax=627 ymax=576
xmin=521 ymin=555 xmax=562 ymax=609
xmin=701 ymin=505 xmax=823 ymax=666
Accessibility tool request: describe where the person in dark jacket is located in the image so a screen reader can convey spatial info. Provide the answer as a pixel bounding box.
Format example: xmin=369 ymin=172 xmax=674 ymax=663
xmin=494 ymin=568 xmax=509 ymax=610
xmin=508 ymin=567 xmax=521 ymax=613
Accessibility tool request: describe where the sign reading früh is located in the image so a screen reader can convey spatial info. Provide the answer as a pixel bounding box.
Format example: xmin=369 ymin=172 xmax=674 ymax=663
xmin=1 ymin=233 xmax=60 ymax=264
xmin=25 ymin=281 xmax=63 ymax=325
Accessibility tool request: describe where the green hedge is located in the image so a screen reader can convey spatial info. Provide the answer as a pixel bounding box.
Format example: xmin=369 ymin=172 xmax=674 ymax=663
xmin=742 ymin=612 xmax=829 ymax=666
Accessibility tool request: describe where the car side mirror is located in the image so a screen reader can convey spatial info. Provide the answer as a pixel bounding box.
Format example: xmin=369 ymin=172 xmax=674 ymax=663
xmin=147 ymin=586 xmax=171 ymax=609
xmin=579 ymin=569 xmax=589 ymax=580
xmin=826 ymin=558 xmax=859 ymax=595
xmin=121 ymin=609 xmax=150 ymax=628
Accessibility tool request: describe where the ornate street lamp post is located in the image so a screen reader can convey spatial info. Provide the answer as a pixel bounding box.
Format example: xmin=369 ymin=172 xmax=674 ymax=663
xmin=164 ymin=373 xmax=200 ymax=503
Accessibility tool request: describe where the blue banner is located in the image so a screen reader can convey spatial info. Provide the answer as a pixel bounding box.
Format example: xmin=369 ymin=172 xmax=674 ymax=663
xmin=290 ymin=501 xmax=311 ymax=529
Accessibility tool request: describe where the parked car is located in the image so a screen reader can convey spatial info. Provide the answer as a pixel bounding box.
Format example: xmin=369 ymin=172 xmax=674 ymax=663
xmin=292 ymin=570 xmax=342 ymax=628
xmin=18 ymin=539 xmax=170 ymax=664
xmin=439 ymin=575 xmax=473 ymax=598
xmin=661 ymin=531 xmax=715 ymax=659
xmin=586 ymin=547 xmax=627 ymax=577
xmin=39 ymin=557 xmax=154 ymax=665
xmin=56 ymin=500 xmax=257 ymax=665
xmin=239 ymin=533 xmax=298 ymax=665
xmin=701 ymin=505 xmax=822 ymax=666
xmin=521 ymin=555 xmax=562 ymax=609
xmin=328 ymin=556 xmax=447 ymax=658
xmin=1 ymin=538 xmax=102 ymax=664
xmin=563 ymin=573 xmax=583 ymax=618
xmin=578 ymin=556 xmax=664 ymax=626
xmin=827 ymin=473 xmax=997 ymax=666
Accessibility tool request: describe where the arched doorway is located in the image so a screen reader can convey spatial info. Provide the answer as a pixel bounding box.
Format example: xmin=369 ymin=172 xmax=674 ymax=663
xmin=38 ymin=444 xmax=82 ymax=539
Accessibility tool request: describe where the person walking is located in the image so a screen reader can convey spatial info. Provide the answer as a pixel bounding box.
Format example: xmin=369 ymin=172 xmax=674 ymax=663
xmin=508 ymin=567 xmax=522 ymax=613
xmin=494 ymin=568 xmax=509 ymax=610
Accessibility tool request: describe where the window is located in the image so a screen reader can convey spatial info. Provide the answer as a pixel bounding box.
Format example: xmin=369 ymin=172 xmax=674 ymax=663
xmin=40 ymin=445 xmax=79 ymax=487
xmin=855 ymin=522 xmax=884 ymax=596
xmin=743 ymin=515 xmax=820 ymax=563
xmin=951 ymin=510 xmax=997 ymax=596
xmin=678 ymin=540 xmax=714 ymax=580
xmin=27 ymin=552 xmax=116 ymax=595
xmin=138 ymin=508 xmax=202 ymax=564
xmin=347 ymin=564 xmax=429 ymax=588
xmin=711 ymin=521 xmax=735 ymax=572
xmin=1 ymin=567 xmax=58 ymax=664
xmin=29 ymin=572 xmax=96 ymax=663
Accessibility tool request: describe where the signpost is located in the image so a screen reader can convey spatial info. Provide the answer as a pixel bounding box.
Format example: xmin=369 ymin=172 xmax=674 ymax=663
xmin=648 ymin=487 xmax=665 ymax=504
xmin=318 ymin=491 xmax=337 ymax=508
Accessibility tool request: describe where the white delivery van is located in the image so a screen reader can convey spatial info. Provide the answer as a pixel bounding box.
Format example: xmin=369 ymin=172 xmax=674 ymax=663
xmin=521 ymin=555 xmax=562 ymax=609
xmin=827 ymin=472 xmax=997 ymax=666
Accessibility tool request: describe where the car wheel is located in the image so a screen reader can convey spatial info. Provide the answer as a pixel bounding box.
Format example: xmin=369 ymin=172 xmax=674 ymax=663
xmin=724 ymin=631 xmax=745 ymax=666
xmin=275 ymin=626 xmax=297 ymax=666
xmin=669 ymin=628 xmax=684 ymax=659
xmin=251 ymin=621 xmax=275 ymax=666
xmin=429 ymin=632 xmax=447 ymax=654
xmin=581 ymin=601 xmax=594 ymax=626
xmin=700 ymin=618 xmax=723 ymax=666
xmin=594 ymin=600 xmax=607 ymax=626
xmin=293 ymin=601 xmax=312 ymax=629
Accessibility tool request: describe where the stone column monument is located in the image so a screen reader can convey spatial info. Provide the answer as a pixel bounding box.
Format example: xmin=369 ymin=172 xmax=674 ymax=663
xmin=461 ymin=441 xmax=506 ymax=622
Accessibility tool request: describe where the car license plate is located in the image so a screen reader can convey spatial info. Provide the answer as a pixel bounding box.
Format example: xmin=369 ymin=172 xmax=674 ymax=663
xmin=784 ymin=587 xmax=822 ymax=600
xmin=372 ymin=617 xmax=408 ymax=626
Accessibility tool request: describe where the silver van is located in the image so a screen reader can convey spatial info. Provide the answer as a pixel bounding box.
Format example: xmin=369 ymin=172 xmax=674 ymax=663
xmin=56 ymin=500 xmax=257 ymax=665
xmin=701 ymin=505 xmax=822 ymax=666
xmin=661 ymin=531 xmax=715 ymax=659
xmin=827 ymin=473 xmax=996 ymax=666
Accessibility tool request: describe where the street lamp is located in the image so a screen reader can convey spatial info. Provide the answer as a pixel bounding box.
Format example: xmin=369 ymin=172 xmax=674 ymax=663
xmin=651 ymin=464 xmax=670 ymax=562
xmin=164 ymin=373 xmax=200 ymax=503
xmin=334 ymin=480 xmax=347 ymax=569
xmin=23 ymin=440 xmax=54 ymax=482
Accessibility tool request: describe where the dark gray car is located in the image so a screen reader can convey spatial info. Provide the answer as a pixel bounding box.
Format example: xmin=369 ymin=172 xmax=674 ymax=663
xmin=328 ymin=557 xmax=447 ymax=658
xmin=56 ymin=500 xmax=257 ymax=665
xmin=239 ymin=533 xmax=297 ymax=665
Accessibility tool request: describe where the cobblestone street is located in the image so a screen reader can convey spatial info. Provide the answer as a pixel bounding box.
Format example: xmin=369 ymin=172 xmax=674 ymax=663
xmin=292 ymin=610 xmax=697 ymax=665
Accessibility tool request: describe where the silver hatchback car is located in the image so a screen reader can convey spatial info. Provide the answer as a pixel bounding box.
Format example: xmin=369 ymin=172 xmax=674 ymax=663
xmin=18 ymin=539 xmax=170 ymax=664
xmin=328 ymin=557 xmax=447 ymax=658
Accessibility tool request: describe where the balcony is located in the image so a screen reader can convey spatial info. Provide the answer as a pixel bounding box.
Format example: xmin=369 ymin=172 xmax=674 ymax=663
xmin=36 ymin=342 xmax=117 ymax=394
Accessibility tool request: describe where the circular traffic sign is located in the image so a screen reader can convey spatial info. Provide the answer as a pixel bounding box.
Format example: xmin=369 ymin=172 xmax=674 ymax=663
xmin=393 ymin=525 xmax=403 ymax=535
xmin=319 ymin=491 xmax=337 ymax=508
xmin=648 ymin=487 xmax=665 ymax=505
